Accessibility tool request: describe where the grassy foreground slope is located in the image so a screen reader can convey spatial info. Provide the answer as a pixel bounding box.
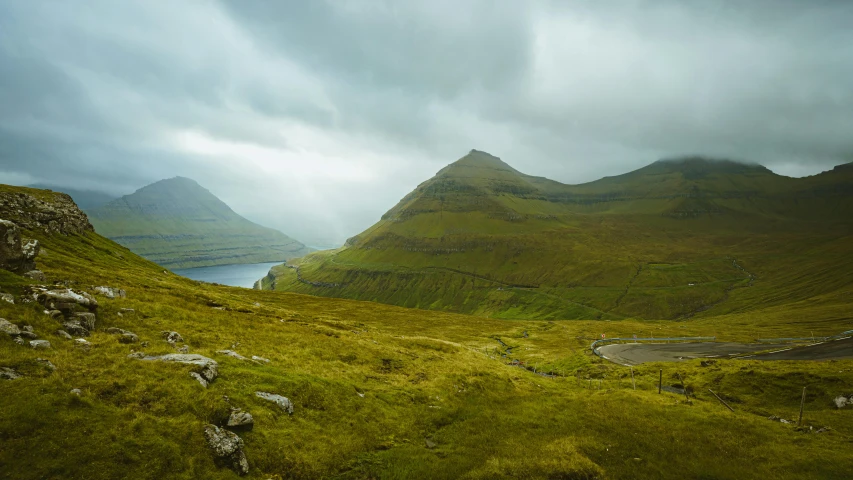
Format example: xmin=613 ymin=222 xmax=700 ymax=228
xmin=88 ymin=177 xmax=312 ymax=269
xmin=262 ymin=151 xmax=853 ymax=321
xmin=2 ymin=185 xmax=853 ymax=479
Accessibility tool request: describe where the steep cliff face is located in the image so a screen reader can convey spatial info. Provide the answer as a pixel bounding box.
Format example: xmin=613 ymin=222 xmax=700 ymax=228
xmin=0 ymin=185 xmax=94 ymax=235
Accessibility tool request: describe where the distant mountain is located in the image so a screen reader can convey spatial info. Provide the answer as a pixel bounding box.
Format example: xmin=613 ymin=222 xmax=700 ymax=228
xmin=260 ymin=150 xmax=853 ymax=321
xmin=88 ymin=177 xmax=312 ymax=268
xmin=28 ymin=184 xmax=116 ymax=211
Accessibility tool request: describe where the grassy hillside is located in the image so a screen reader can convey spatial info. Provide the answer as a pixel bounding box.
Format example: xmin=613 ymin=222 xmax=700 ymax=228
xmin=1 ymin=185 xmax=852 ymax=479
xmin=88 ymin=177 xmax=312 ymax=269
xmin=262 ymin=151 xmax=853 ymax=321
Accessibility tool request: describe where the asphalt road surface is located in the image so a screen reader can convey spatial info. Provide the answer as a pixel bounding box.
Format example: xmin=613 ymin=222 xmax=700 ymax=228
xmin=597 ymin=336 xmax=853 ymax=365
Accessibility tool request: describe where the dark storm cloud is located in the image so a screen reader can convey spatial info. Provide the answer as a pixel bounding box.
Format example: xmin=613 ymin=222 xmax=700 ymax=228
xmin=1 ymin=0 xmax=851 ymax=245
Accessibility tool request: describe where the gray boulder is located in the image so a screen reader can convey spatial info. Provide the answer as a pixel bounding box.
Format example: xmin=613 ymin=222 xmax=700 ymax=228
xmin=13 ymin=336 xmax=25 ymax=346
xmin=162 ymin=331 xmax=183 ymax=344
xmin=203 ymin=424 xmax=249 ymax=476
xmin=94 ymin=286 xmax=126 ymax=299
xmin=251 ymin=355 xmax=270 ymax=364
xmin=130 ymin=353 xmax=218 ymax=385
xmin=20 ymin=331 xmax=38 ymax=340
xmin=23 ymin=270 xmax=46 ymax=281
xmin=70 ymin=388 xmax=82 ymax=396
xmin=226 ymin=409 xmax=254 ymax=430
xmin=1 ymin=293 xmax=14 ymax=304
xmin=0 ymin=318 xmax=21 ymax=336
xmin=29 ymin=339 xmax=51 ymax=349
xmin=216 ymin=350 xmax=247 ymax=361
xmin=119 ymin=332 xmax=139 ymax=344
xmin=0 ymin=367 xmax=21 ymax=380
xmin=35 ymin=358 xmax=56 ymax=371
xmin=38 ymin=288 xmax=98 ymax=313
xmin=255 ymin=391 xmax=294 ymax=414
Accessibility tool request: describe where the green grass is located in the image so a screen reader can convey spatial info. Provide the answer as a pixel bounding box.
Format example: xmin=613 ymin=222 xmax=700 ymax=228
xmin=2 ymin=211 xmax=853 ymax=478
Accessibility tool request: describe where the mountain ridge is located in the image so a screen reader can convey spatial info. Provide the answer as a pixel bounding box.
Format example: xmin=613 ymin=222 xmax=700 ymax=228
xmin=89 ymin=177 xmax=312 ymax=269
xmin=262 ymin=150 xmax=853 ymax=321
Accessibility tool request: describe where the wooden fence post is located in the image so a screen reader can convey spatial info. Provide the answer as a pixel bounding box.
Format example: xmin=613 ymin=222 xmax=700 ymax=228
xmin=798 ymin=387 xmax=806 ymax=426
xmin=658 ymin=369 xmax=662 ymax=394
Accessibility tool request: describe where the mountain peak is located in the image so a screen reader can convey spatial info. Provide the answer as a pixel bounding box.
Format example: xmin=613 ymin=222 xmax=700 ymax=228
xmin=435 ymin=150 xmax=521 ymax=181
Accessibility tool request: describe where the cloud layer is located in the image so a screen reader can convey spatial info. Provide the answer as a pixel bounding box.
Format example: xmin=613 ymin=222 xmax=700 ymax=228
xmin=2 ymin=0 xmax=851 ymax=245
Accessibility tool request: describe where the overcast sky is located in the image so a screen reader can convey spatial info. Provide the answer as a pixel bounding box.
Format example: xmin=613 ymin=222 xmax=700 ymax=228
xmin=1 ymin=1 xmax=852 ymax=246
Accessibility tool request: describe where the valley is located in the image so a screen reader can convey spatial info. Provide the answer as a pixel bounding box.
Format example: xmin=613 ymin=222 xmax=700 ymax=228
xmin=2 ymin=182 xmax=852 ymax=479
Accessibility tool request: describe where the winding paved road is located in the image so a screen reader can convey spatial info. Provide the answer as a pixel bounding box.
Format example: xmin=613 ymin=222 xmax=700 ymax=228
xmin=597 ymin=336 xmax=853 ymax=365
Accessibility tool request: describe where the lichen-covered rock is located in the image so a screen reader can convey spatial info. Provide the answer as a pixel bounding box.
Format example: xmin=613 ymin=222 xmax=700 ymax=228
xmin=161 ymin=331 xmax=184 ymax=344
xmin=835 ymin=395 xmax=851 ymax=409
xmin=255 ymin=391 xmax=294 ymax=414
xmin=29 ymin=339 xmax=51 ymax=349
xmin=94 ymin=286 xmax=126 ymax=299
xmin=23 ymin=270 xmax=46 ymax=281
xmin=74 ymin=312 xmax=96 ymax=331
xmin=216 ymin=350 xmax=247 ymax=361
xmin=0 ymin=219 xmax=37 ymax=273
xmin=251 ymin=355 xmax=270 ymax=363
xmin=226 ymin=409 xmax=254 ymax=430
xmin=203 ymin=424 xmax=249 ymax=476
xmin=119 ymin=332 xmax=139 ymax=344
xmin=20 ymin=331 xmax=38 ymax=340
xmin=130 ymin=353 xmax=218 ymax=384
xmin=0 ymin=318 xmax=21 ymax=336
xmin=1 ymin=367 xmax=22 ymax=380
xmin=62 ymin=322 xmax=89 ymax=337
xmin=0 ymin=189 xmax=93 ymax=235
xmin=0 ymin=293 xmax=14 ymax=304
xmin=38 ymin=289 xmax=98 ymax=313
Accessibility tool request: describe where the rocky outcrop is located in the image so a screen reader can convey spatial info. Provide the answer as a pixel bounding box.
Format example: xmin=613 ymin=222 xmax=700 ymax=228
xmin=255 ymin=391 xmax=294 ymax=414
xmin=0 ymin=220 xmax=39 ymax=273
xmin=36 ymin=288 xmax=99 ymax=313
xmin=203 ymin=424 xmax=249 ymax=476
xmin=0 ymin=189 xmax=93 ymax=235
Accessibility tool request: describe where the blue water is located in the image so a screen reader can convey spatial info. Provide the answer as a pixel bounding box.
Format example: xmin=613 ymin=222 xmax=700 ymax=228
xmin=172 ymin=261 xmax=283 ymax=288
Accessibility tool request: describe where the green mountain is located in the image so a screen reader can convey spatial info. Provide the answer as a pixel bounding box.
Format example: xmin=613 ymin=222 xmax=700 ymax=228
xmin=88 ymin=177 xmax=312 ymax=268
xmin=2 ymin=184 xmax=853 ymax=479
xmin=260 ymin=150 xmax=853 ymax=320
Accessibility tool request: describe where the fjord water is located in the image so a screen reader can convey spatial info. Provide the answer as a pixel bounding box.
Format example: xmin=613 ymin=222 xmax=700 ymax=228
xmin=172 ymin=261 xmax=282 ymax=288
